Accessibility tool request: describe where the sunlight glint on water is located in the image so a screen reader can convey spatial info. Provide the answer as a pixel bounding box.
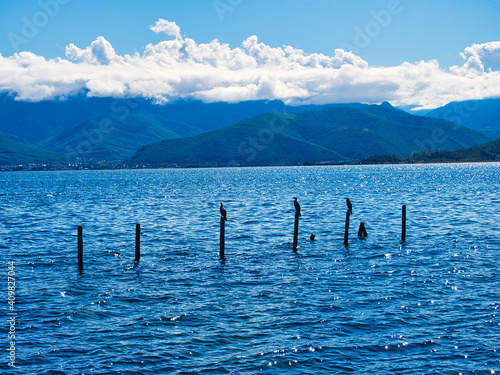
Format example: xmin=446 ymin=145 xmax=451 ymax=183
xmin=1 ymin=163 xmax=499 ymax=374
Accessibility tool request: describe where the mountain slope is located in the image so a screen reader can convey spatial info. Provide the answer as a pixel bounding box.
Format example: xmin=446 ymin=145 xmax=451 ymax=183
xmin=39 ymin=114 xmax=194 ymax=160
xmin=129 ymin=103 xmax=491 ymax=166
xmin=129 ymin=113 xmax=343 ymax=166
xmin=0 ymin=134 xmax=63 ymax=166
xmin=426 ymin=98 xmax=500 ymax=139
xmin=0 ymin=95 xmax=366 ymax=160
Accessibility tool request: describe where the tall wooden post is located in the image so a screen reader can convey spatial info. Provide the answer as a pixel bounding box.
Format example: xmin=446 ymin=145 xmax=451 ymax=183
xmin=135 ymin=223 xmax=141 ymax=262
xmin=293 ymin=211 xmax=299 ymax=252
xmin=402 ymin=205 xmax=406 ymax=242
xmin=77 ymin=225 xmax=83 ymax=272
xmin=344 ymin=211 xmax=350 ymax=247
xmin=220 ymin=217 xmax=225 ymax=259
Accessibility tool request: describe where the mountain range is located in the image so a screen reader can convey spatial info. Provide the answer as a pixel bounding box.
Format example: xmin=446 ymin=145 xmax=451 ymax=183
xmin=0 ymin=95 xmax=499 ymax=167
xmin=0 ymin=95 xmax=361 ymax=163
xmin=129 ymin=102 xmax=491 ymax=167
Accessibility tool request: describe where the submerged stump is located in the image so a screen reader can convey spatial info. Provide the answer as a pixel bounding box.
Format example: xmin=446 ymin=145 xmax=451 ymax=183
xmin=358 ymin=222 xmax=367 ymax=237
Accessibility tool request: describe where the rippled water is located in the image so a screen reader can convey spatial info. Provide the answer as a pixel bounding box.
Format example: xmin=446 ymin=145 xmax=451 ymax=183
xmin=1 ymin=163 xmax=500 ymax=374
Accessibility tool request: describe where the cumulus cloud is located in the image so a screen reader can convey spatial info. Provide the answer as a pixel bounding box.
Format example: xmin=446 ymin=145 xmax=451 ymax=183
xmin=0 ymin=19 xmax=499 ymax=109
xmin=66 ymin=36 xmax=122 ymax=64
xmin=451 ymin=41 xmax=500 ymax=75
xmin=150 ymin=19 xmax=182 ymax=39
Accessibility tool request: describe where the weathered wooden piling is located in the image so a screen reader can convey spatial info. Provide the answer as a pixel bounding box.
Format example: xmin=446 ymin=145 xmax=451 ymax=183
xmin=344 ymin=210 xmax=350 ymax=247
xmin=293 ymin=211 xmax=299 ymax=252
xmin=77 ymin=225 xmax=83 ymax=272
xmin=220 ymin=216 xmax=225 ymax=259
xmin=358 ymin=222 xmax=367 ymax=237
xmin=401 ymin=205 xmax=407 ymax=242
xmin=135 ymin=223 xmax=141 ymax=262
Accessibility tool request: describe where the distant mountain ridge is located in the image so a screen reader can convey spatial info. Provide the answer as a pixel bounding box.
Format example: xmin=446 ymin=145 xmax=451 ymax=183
xmin=128 ymin=103 xmax=491 ymax=167
xmin=0 ymin=95 xmax=497 ymax=167
xmin=426 ymin=98 xmax=500 ymax=139
xmin=0 ymin=95 xmax=365 ymax=160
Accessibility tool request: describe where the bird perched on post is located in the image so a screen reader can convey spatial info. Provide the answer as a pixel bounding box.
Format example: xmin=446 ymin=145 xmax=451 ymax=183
xmin=293 ymin=197 xmax=301 ymax=216
xmin=346 ymin=198 xmax=352 ymax=215
xmin=220 ymin=203 xmax=227 ymax=221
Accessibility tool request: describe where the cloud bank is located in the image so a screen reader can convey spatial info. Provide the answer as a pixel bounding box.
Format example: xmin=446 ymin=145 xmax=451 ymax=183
xmin=0 ymin=19 xmax=499 ymax=109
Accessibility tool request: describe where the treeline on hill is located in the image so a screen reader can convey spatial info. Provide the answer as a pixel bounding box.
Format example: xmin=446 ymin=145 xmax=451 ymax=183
xmin=360 ymin=138 xmax=500 ymax=164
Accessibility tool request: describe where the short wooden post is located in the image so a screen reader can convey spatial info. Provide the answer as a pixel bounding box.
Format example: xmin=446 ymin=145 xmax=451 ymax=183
xmin=135 ymin=223 xmax=141 ymax=262
xmin=293 ymin=211 xmax=299 ymax=252
xmin=358 ymin=222 xmax=367 ymax=237
xmin=220 ymin=216 xmax=225 ymax=259
xmin=344 ymin=210 xmax=350 ymax=247
xmin=77 ymin=225 xmax=83 ymax=272
xmin=401 ymin=205 xmax=406 ymax=242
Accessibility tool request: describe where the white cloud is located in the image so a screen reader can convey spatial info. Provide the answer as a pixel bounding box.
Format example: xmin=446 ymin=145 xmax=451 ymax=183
xmin=451 ymin=41 xmax=500 ymax=76
xmin=66 ymin=36 xmax=122 ymax=65
xmin=150 ymin=19 xmax=182 ymax=39
xmin=0 ymin=19 xmax=499 ymax=109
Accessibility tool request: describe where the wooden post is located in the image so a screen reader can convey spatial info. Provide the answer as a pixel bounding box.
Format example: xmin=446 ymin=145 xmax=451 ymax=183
xmin=402 ymin=205 xmax=406 ymax=242
xmin=135 ymin=223 xmax=141 ymax=262
xmin=344 ymin=210 xmax=350 ymax=247
xmin=220 ymin=216 xmax=225 ymax=259
xmin=77 ymin=225 xmax=83 ymax=272
xmin=293 ymin=211 xmax=299 ymax=252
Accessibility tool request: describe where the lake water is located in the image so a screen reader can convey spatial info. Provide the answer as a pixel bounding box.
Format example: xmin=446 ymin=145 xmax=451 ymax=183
xmin=1 ymin=163 xmax=500 ymax=374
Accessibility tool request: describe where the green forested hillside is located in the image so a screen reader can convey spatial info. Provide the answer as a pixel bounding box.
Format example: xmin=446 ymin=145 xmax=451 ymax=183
xmin=407 ymin=138 xmax=500 ymax=163
xmin=129 ymin=103 xmax=491 ymax=166
xmin=0 ymin=134 xmax=63 ymax=165
xmin=40 ymin=114 xmax=196 ymax=160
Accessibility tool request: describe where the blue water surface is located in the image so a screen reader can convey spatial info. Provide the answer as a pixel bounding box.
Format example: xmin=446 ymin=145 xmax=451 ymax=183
xmin=1 ymin=163 xmax=499 ymax=374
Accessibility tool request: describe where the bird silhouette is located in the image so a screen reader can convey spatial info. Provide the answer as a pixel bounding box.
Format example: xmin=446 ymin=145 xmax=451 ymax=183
xmin=293 ymin=197 xmax=301 ymax=216
xmin=346 ymin=198 xmax=352 ymax=215
xmin=220 ymin=203 xmax=227 ymax=221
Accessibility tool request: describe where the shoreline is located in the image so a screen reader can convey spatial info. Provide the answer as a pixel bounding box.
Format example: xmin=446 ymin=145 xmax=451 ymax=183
xmin=2 ymin=158 xmax=500 ymax=172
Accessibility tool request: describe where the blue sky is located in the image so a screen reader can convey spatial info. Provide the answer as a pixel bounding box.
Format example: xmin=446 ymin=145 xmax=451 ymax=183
xmin=1 ymin=0 xmax=499 ymax=108
xmin=1 ymin=0 xmax=499 ymax=66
